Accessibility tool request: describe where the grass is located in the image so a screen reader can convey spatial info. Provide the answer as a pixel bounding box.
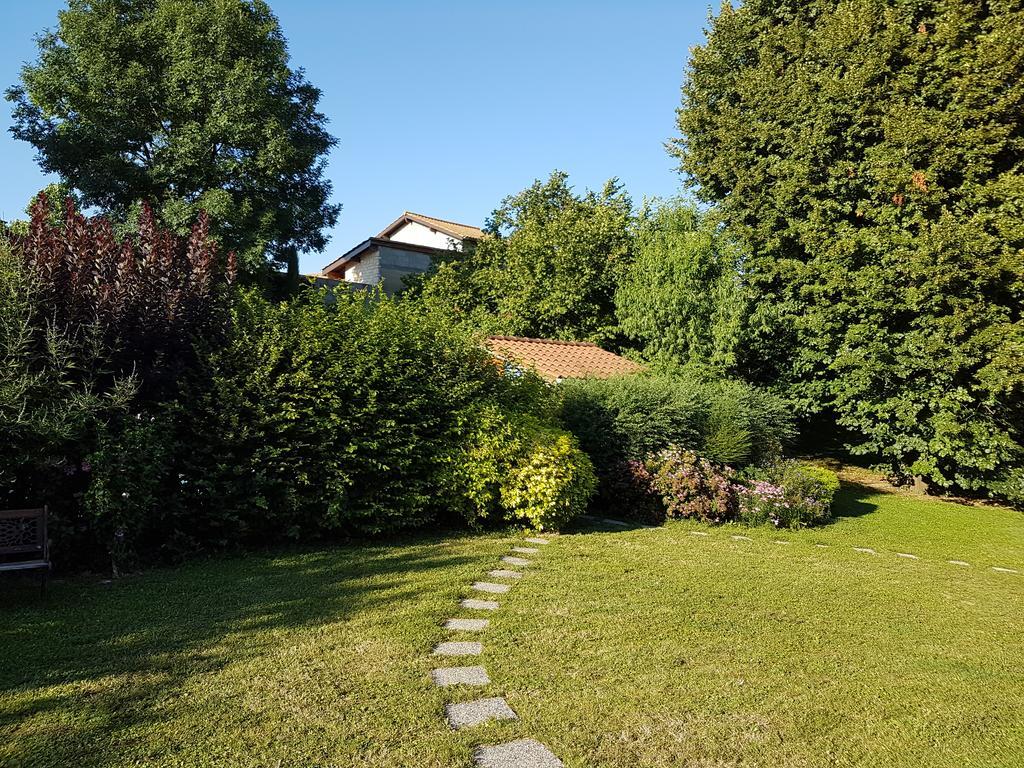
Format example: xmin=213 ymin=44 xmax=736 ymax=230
xmin=2 ymin=479 xmax=1022 ymax=767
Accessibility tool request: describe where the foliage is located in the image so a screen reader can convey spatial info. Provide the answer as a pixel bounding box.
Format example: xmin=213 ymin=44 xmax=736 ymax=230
xmin=615 ymin=200 xmax=746 ymax=373
xmin=80 ymin=288 xmax=590 ymax=563
xmin=601 ymin=460 xmax=666 ymax=525
xmin=0 ymin=238 xmax=133 ymax=557
xmin=13 ymin=194 xmax=235 ymax=399
xmin=410 ymin=171 xmax=634 ymax=343
xmin=673 ymin=0 xmax=1024 ymax=497
xmin=6 ymin=0 xmax=339 ymax=277
xmin=645 ymin=448 xmax=738 ymax=523
xmin=501 ymin=421 xmax=596 ymax=531
xmin=557 ymin=373 xmax=795 ymax=487
xmin=738 ymin=461 xmax=840 ymax=528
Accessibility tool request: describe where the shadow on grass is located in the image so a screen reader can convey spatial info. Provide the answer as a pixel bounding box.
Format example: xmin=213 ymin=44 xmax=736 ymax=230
xmin=828 ymin=480 xmax=882 ymax=522
xmin=0 ymin=532 xmax=479 ymax=768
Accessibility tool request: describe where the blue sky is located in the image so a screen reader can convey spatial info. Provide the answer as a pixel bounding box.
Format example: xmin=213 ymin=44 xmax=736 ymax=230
xmin=1 ymin=1 xmax=711 ymax=273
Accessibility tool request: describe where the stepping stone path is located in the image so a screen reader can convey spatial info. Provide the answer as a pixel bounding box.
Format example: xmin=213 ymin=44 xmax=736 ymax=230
xmin=446 ymin=697 xmax=517 ymax=730
xmin=433 ymin=641 xmax=482 ymax=656
xmin=428 ymin=535 xmax=563 ymax=765
xmin=853 ymin=547 xmax=876 ymax=554
xmin=488 ymin=569 xmax=523 ymax=579
xmin=473 ymin=581 xmax=511 ymax=594
xmin=461 ymin=598 xmax=499 ymax=611
xmin=445 ymin=618 xmax=489 ymax=632
xmin=432 ymin=666 xmax=490 ymax=687
xmin=475 ymin=738 xmax=564 ymax=768
xmin=948 ymin=560 xmax=970 ymax=567
xmin=896 ymin=552 xmax=918 ymax=559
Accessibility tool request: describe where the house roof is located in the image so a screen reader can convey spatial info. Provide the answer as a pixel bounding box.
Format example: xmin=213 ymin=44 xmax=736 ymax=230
xmin=486 ymin=336 xmax=644 ymax=381
xmin=378 ymin=211 xmax=486 ymax=242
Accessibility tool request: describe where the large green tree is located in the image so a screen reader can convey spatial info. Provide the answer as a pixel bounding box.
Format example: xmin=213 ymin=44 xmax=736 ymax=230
xmin=412 ymin=171 xmax=634 ymax=343
xmin=674 ymin=0 xmax=1024 ymax=496
xmin=7 ymin=0 xmax=339 ymax=279
xmin=615 ymin=200 xmax=745 ymax=374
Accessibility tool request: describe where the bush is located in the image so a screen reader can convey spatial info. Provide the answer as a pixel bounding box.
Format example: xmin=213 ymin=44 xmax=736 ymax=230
xmin=441 ymin=405 xmax=596 ymax=531
xmin=558 ymin=373 xmax=795 ymax=512
xmin=13 ymin=196 xmax=235 ymax=399
xmin=738 ymin=461 xmax=840 ymax=529
xmin=79 ymin=288 xmax=593 ymax=563
xmin=501 ymin=424 xmax=596 ymax=531
xmin=645 ymin=448 xmax=738 ymax=523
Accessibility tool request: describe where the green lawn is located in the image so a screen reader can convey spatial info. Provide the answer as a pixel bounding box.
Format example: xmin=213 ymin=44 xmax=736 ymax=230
xmin=2 ymin=480 xmax=1022 ymax=767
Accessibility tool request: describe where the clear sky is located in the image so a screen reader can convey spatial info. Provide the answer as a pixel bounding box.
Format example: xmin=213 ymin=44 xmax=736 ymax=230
xmin=0 ymin=1 xmax=712 ymax=274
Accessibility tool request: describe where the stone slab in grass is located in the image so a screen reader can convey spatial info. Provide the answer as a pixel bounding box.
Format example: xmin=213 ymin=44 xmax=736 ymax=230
xmin=502 ymin=556 xmax=531 ymax=567
xmin=473 ymin=582 xmax=510 ymax=594
xmin=731 ymin=535 xmax=752 ymax=541
xmin=948 ymin=560 xmax=970 ymax=567
xmin=690 ymin=531 xmax=710 ymax=537
xmin=896 ymin=552 xmax=919 ymax=559
xmin=853 ymin=547 xmax=877 ymax=554
xmin=433 ymin=641 xmax=482 ymax=656
xmin=488 ymin=569 xmax=523 ymax=580
xmin=993 ymin=566 xmax=1019 ymax=574
xmin=524 ymin=537 xmax=549 ymax=545
xmin=461 ymin=598 xmax=500 ymax=611
xmin=431 ymin=666 xmax=490 ymax=687
xmin=445 ymin=618 xmax=489 ymax=632
xmin=511 ymin=547 xmax=539 ymax=554
xmin=475 ymin=738 xmax=564 ymax=768
xmin=446 ymin=697 xmax=517 ymax=730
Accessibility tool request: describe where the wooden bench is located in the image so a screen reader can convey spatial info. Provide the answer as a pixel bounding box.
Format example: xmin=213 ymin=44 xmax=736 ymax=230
xmin=0 ymin=507 xmax=50 ymax=595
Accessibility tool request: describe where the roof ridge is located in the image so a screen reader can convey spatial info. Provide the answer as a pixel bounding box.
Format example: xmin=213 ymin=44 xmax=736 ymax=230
xmin=406 ymin=211 xmax=482 ymax=230
xmin=486 ymin=335 xmax=599 ymax=348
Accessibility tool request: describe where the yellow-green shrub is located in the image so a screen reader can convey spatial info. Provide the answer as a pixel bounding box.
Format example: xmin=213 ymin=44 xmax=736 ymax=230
xmin=442 ymin=406 xmax=596 ymax=531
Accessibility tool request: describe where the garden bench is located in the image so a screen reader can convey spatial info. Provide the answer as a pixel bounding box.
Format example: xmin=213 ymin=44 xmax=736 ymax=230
xmin=0 ymin=507 xmax=50 ymax=595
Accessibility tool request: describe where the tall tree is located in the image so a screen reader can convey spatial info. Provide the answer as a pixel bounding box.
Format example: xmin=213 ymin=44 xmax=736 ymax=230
xmin=615 ymin=200 xmax=745 ymax=374
xmin=412 ymin=171 xmax=634 ymax=343
xmin=674 ymin=0 xmax=1024 ymax=497
xmin=7 ymin=0 xmax=339 ymax=278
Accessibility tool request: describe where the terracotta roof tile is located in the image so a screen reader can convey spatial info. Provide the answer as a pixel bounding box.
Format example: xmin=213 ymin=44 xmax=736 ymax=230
xmin=486 ymin=336 xmax=644 ymax=381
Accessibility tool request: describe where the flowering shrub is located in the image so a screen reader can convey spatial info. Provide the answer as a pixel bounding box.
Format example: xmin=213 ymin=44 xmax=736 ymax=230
xmin=738 ymin=461 xmax=840 ymax=528
xmin=645 ymin=448 xmax=738 ymax=522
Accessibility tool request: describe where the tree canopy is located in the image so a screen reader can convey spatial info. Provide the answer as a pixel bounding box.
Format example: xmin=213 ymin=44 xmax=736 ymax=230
xmin=7 ymin=0 xmax=339 ymax=278
xmin=411 ymin=171 xmax=634 ymax=343
xmin=674 ymin=0 xmax=1024 ymax=494
xmin=615 ymin=200 xmax=745 ymax=375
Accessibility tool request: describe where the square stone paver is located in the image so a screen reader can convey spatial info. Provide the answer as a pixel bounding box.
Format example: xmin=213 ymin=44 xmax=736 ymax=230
xmin=445 ymin=697 xmax=517 ymax=730
xmin=431 ymin=666 xmax=490 ymax=687
xmin=473 ymin=581 xmax=510 ymax=594
xmin=461 ymin=598 xmax=499 ymax=611
xmin=445 ymin=617 xmax=489 ymax=632
xmin=433 ymin=641 xmax=482 ymax=656
xmin=475 ymin=738 xmax=564 ymax=767
xmin=524 ymin=537 xmax=549 ymax=545
xmin=511 ymin=546 xmax=539 ymax=554
xmin=502 ymin=556 xmax=531 ymax=567
xmin=488 ymin=569 xmax=523 ymax=579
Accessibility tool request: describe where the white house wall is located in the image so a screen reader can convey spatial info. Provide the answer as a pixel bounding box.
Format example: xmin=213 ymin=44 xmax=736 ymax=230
xmin=389 ymin=220 xmax=462 ymax=250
